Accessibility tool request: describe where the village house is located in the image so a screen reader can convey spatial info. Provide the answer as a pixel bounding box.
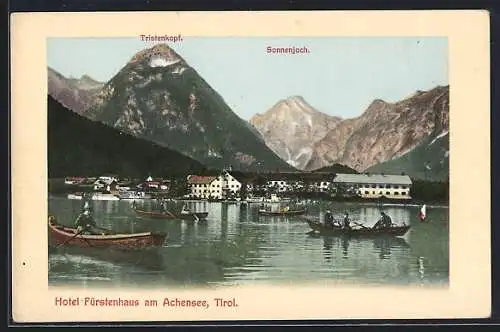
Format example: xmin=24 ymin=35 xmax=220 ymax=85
xmin=93 ymin=175 xmax=119 ymax=191
xmin=135 ymin=176 xmax=171 ymax=193
xmin=186 ymin=175 xmax=220 ymax=199
xmin=221 ymin=170 xmax=244 ymax=199
xmin=315 ymin=180 xmax=332 ymax=192
xmin=263 ymin=173 xmax=298 ymax=193
xmin=262 ymin=173 xmax=333 ymax=194
xmin=332 ymin=173 xmax=413 ymax=200
xmin=186 ymin=169 xmax=243 ymax=200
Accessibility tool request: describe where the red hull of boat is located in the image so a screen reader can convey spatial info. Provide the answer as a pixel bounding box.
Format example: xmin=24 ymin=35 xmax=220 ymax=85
xmin=48 ymin=221 xmax=167 ymax=250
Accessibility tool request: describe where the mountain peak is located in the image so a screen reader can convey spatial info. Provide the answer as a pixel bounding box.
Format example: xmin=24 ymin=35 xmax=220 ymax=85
xmin=249 ymin=95 xmax=343 ymax=170
xmin=80 ymin=74 xmax=100 ymax=83
xmin=286 ymin=95 xmax=306 ymax=102
xmin=128 ymin=43 xmax=184 ymax=66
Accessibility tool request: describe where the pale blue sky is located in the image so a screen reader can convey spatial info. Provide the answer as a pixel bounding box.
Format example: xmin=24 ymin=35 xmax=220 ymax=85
xmin=47 ymin=37 xmax=448 ymax=120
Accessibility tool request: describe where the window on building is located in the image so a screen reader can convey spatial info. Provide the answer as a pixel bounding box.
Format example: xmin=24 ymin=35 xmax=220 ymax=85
xmin=372 ymin=191 xmax=375 ymax=194
xmin=364 ymin=191 xmax=369 ymax=195
xmin=386 ymin=191 xmax=390 ymax=195
xmin=394 ymin=192 xmax=399 ymax=195
xmin=395 ymin=185 xmax=400 ymax=189
xmin=371 ymin=184 xmax=376 ymax=188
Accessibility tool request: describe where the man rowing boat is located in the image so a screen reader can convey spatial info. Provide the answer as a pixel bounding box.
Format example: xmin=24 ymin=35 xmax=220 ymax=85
xmin=342 ymin=212 xmax=352 ymax=230
xmin=372 ymin=211 xmax=394 ymax=230
xmin=280 ymin=206 xmax=290 ymax=213
xmin=324 ymin=210 xmax=336 ymax=228
xmin=180 ymin=204 xmax=190 ymax=215
xmin=74 ymin=202 xmax=101 ymax=235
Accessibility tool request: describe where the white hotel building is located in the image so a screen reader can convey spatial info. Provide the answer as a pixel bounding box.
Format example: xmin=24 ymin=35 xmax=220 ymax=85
xmin=332 ymin=173 xmax=413 ymax=200
xmin=187 ymin=170 xmax=242 ymax=200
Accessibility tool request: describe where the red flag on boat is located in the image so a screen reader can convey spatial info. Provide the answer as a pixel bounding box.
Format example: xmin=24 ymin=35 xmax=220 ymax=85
xmin=418 ymin=205 xmax=427 ymax=222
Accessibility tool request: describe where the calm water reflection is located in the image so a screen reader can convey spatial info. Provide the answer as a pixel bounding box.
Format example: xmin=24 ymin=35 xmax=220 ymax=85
xmin=48 ymin=197 xmax=449 ymax=288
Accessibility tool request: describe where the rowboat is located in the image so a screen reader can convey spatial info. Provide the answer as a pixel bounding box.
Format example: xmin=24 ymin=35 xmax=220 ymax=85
xmin=263 ymin=194 xmax=291 ymax=203
xmin=258 ymin=209 xmax=306 ymax=216
xmin=134 ymin=208 xmax=177 ymax=219
xmin=48 ymin=217 xmax=167 ymax=250
xmin=91 ymin=193 xmax=120 ymax=201
xmin=119 ymin=191 xmax=151 ymax=200
xmin=305 ymin=218 xmax=410 ymax=237
xmin=67 ymin=193 xmax=83 ymax=200
xmin=134 ymin=208 xmax=208 ymax=221
xmin=245 ymin=196 xmax=264 ymax=203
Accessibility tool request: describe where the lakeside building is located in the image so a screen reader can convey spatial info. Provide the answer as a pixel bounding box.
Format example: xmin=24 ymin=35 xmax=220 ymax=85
xmin=186 ymin=169 xmax=243 ymax=199
xmin=258 ymin=172 xmax=334 ymax=194
xmin=186 ymin=175 xmax=218 ymax=199
xmin=93 ymin=175 xmax=119 ymax=191
xmin=139 ymin=176 xmax=171 ymax=191
xmin=332 ymin=173 xmax=413 ymax=200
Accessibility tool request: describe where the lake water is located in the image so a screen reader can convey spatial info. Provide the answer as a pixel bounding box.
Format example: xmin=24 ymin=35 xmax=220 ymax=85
xmin=48 ymin=197 xmax=449 ymax=288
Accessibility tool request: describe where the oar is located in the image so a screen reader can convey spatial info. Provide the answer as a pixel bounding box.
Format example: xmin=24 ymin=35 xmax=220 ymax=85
xmin=57 ymin=228 xmax=86 ymax=248
xmin=165 ymin=210 xmax=176 ymax=218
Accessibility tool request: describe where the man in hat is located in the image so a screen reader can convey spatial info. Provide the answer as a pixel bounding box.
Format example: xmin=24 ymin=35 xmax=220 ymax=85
xmin=324 ymin=210 xmax=336 ymax=228
xmin=74 ymin=201 xmax=99 ymax=235
xmin=342 ymin=212 xmax=352 ymax=230
xmin=373 ymin=211 xmax=393 ymax=230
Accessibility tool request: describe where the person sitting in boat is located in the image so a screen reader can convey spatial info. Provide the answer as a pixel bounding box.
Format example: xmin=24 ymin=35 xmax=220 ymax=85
xmin=324 ymin=210 xmax=335 ymax=228
xmin=373 ymin=211 xmax=393 ymax=230
xmin=180 ymin=204 xmax=190 ymax=215
xmin=74 ymin=207 xmax=99 ymax=235
xmin=343 ymin=212 xmax=352 ymax=230
xmin=281 ymin=206 xmax=290 ymax=213
xmin=160 ymin=201 xmax=169 ymax=214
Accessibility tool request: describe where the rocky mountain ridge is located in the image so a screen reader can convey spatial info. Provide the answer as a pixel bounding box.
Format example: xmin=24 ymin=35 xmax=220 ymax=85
xmin=84 ymin=44 xmax=294 ymax=172
xmin=47 ymin=67 xmax=104 ymax=116
xmin=249 ymin=96 xmax=342 ymax=169
xmin=250 ymin=85 xmax=449 ymax=180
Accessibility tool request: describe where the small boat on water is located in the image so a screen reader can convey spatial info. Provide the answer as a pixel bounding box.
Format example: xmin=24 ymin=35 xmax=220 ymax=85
xmin=245 ymin=196 xmax=264 ymax=203
xmin=91 ymin=193 xmax=120 ymax=201
xmin=134 ymin=209 xmax=177 ymax=219
xmin=258 ymin=208 xmax=306 ymax=216
xmin=48 ymin=217 xmax=167 ymax=250
xmin=134 ymin=208 xmax=208 ymax=221
xmin=263 ymin=194 xmax=291 ymax=203
xmin=305 ymin=218 xmax=410 ymax=237
xmin=67 ymin=193 xmax=83 ymax=200
xmin=119 ymin=191 xmax=151 ymax=200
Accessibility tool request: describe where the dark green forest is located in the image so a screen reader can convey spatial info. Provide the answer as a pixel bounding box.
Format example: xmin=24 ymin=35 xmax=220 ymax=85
xmin=48 ymin=95 xmax=206 ymax=178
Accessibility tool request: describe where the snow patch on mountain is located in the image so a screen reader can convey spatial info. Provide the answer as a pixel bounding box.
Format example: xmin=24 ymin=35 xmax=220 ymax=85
xmin=286 ymin=147 xmax=313 ymax=167
xmin=149 ymin=56 xmax=181 ymax=68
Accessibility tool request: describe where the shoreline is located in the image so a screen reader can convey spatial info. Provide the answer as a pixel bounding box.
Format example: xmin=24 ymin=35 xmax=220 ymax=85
xmin=48 ymin=193 xmax=449 ymax=209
